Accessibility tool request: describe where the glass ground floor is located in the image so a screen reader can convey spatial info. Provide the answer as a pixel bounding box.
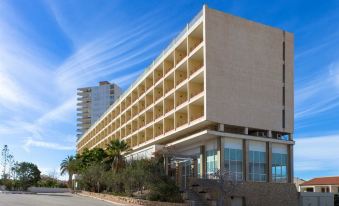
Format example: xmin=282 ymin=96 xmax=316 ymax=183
xmin=163 ymin=134 xmax=294 ymax=188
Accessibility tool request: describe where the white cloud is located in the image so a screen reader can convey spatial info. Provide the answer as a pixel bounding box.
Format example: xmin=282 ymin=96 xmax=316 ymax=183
xmin=295 ymin=134 xmax=339 ymax=173
xmin=23 ymin=138 xmax=74 ymax=152
xmin=295 ymin=61 xmax=339 ymax=119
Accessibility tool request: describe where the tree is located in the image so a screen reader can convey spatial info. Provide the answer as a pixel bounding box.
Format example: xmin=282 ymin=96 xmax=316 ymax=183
xmin=14 ymin=162 xmax=41 ymax=190
xmin=105 ymin=140 xmax=129 ymax=172
xmin=212 ymin=169 xmax=242 ymax=206
xmin=60 ymin=155 xmax=78 ymax=188
xmin=78 ymin=148 xmax=107 ymax=170
xmin=1 ymin=145 xmax=14 ymax=179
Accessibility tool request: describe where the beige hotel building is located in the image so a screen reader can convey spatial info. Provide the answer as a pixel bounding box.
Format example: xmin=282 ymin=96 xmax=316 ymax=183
xmin=77 ymin=6 xmax=296 ymax=204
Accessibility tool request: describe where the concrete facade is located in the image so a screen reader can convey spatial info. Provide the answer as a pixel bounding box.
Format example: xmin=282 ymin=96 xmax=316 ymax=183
xmin=205 ymin=8 xmax=294 ymax=134
xmin=77 ymin=81 xmax=122 ymax=138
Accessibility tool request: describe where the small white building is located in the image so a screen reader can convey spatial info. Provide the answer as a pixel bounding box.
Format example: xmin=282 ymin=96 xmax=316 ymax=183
xmin=300 ymin=176 xmax=339 ymax=193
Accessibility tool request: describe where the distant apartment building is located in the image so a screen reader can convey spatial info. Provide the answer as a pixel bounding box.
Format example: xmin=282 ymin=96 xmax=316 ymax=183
xmin=77 ymin=6 xmax=296 ymax=205
xmin=300 ymin=176 xmax=339 ymax=193
xmin=77 ymin=81 xmax=122 ymax=138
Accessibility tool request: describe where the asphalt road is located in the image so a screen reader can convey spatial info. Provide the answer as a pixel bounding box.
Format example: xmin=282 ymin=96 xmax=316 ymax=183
xmin=0 ymin=193 xmax=128 ymax=206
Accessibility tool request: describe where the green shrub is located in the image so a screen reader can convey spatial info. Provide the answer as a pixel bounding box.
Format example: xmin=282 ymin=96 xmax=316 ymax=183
xmin=147 ymin=176 xmax=183 ymax=203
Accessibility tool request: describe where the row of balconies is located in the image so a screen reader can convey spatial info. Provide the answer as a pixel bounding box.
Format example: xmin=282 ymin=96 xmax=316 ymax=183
xmin=80 ymin=96 xmax=204 ymax=150
xmin=91 ymin=57 xmax=204 ymax=139
xmin=78 ymin=84 xmax=205 ymax=150
xmin=78 ymin=22 xmax=204 ymax=150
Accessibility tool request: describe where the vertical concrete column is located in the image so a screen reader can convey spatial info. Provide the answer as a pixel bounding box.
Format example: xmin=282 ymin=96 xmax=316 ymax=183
xmin=267 ymin=142 xmax=272 ymax=182
xmin=267 ymin=130 xmax=272 ymax=138
xmin=243 ymin=139 xmax=249 ymax=182
xmin=200 ymin=145 xmax=206 ymax=178
xmin=244 ymin=127 xmax=249 ymax=135
xmin=218 ymin=123 xmax=224 ymax=132
xmin=287 ymin=144 xmax=294 ymax=183
xmin=164 ymin=156 xmax=169 ymax=176
xmin=192 ymin=158 xmax=197 ymax=178
xmin=217 ymin=136 xmax=224 ymax=172
xmin=175 ymin=162 xmax=180 ymax=185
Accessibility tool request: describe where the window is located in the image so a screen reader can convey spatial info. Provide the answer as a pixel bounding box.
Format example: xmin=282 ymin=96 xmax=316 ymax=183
xmin=272 ymin=153 xmax=287 ymax=182
xmin=206 ymin=149 xmax=217 ymax=177
xmin=224 ymin=148 xmax=243 ymax=181
xmin=306 ymin=188 xmax=314 ymax=192
xmin=249 ymin=150 xmax=266 ymax=182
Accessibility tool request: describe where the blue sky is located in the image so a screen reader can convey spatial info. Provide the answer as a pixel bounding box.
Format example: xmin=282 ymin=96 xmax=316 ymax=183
xmin=0 ymin=0 xmax=338 ymax=180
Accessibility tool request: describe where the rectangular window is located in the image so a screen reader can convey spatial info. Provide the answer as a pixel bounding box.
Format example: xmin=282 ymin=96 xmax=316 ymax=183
xmin=224 ymin=148 xmax=243 ymax=181
xmin=282 ymin=64 xmax=285 ymax=83
xmin=206 ymin=149 xmax=217 ymax=178
xmin=272 ymin=153 xmax=288 ymax=183
xmin=283 ymin=41 xmax=285 ymax=61
xmin=249 ymin=150 xmax=267 ymax=182
xmin=282 ymin=110 xmax=285 ymax=128
xmin=282 ymin=87 xmax=285 ymax=106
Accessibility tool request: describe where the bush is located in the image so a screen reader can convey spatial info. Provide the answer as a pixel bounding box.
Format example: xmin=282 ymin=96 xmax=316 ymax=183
xmin=147 ymin=176 xmax=183 ymax=203
xmin=75 ymin=153 xmax=183 ymax=203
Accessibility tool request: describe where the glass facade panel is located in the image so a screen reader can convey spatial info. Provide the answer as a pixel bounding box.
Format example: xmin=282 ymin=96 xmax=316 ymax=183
xmin=272 ymin=152 xmax=288 ymax=182
xmin=224 ymin=148 xmax=243 ymax=181
xmin=249 ymin=150 xmax=267 ymax=182
xmin=206 ymin=149 xmax=217 ymax=177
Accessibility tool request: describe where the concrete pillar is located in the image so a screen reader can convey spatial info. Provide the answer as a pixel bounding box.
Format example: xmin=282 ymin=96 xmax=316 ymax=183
xmin=218 ymin=123 xmax=224 ymax=132
xmin=200 ymin=145 xmax=206 ymax=178
xmin=287 ymin=144 xmax=294 ymax=183
xmin=192 ymin=158 xmax=197 ymax=178
xmin=175 ymin=162 xmax=180 ymax=185
xmin=243 ymin=139 xmax=249 ymax=181
xmin=267 ymin=130 xmax=272 ymax=138
xmin=267 ymin=142 xmax=272 ymax=182
xmin=244 ymin=127 xmax=249 ymax=135
xmin=164 ymin=156 xmax=169 ymax=175
xmin=217 ymin=136 xmax=224 ymax=172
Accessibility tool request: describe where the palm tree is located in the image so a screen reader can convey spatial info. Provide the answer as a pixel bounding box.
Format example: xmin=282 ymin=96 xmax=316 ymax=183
xmin=105 ymin=140 xmax=129 ymax=172
xmin=60 ymin=155 xmax=77 ymax=189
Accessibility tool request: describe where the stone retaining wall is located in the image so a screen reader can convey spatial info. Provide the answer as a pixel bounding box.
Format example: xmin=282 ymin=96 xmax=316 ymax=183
xmin=78 ymin=191 xmax=188 ymax=206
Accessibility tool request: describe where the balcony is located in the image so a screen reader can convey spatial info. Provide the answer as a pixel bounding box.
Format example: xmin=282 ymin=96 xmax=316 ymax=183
xmin=175 ymin=39 xmax=187 ymax=66
xmin=163 ymin=54 xmax=174 ymax=76
xmin=188 ymin=46 xmax=204 ymax=77
xmin=164 ymin=115 xmax=174 ymax=134
xmin=154 ymin=123 xmax=163 ymax=138
xmin=188 ymin=23 xmax=203 ymax=54
xmin=175 ymin=108 xmax=188 ymax=129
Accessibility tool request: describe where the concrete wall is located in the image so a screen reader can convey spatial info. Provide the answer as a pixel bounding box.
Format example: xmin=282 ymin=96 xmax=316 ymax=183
xmin=27 ymin=187 xmax=70 ymax=193
xmin=204 ymin=7 xmax=294 ymax=134
xmin=299 ymin=192 xmax=334 ymax=206
xmin=191 ymin=179 xmax=299 ymax=206
xmin=78 ymin=191 xmax=188 ymax=206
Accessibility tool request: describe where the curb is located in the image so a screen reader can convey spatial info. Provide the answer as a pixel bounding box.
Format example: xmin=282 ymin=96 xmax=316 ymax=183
xmin=76 ymin=192 xmax=139 ymax=206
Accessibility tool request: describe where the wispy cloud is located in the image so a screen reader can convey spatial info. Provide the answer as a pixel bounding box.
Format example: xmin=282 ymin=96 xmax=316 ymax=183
xmin=295 ymin=61 xmax=339 ymax=119
xmin=23 ymin=138 xmax=74 ymax=152
xmin=295 ymin=134 xmax=339 ymax=175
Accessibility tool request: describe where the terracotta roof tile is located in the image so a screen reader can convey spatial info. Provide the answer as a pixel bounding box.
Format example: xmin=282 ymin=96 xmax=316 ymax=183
xmin=300 ymin=176 xmax=339 ymax=186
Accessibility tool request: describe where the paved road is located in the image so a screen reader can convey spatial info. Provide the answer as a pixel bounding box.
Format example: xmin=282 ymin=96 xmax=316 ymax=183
xmin=0 ymin=193 xmax=128 ymax=206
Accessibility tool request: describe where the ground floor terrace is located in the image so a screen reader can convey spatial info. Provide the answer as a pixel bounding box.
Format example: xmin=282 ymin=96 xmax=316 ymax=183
xmin=125 ymin=127 xmax=294 ymax=188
